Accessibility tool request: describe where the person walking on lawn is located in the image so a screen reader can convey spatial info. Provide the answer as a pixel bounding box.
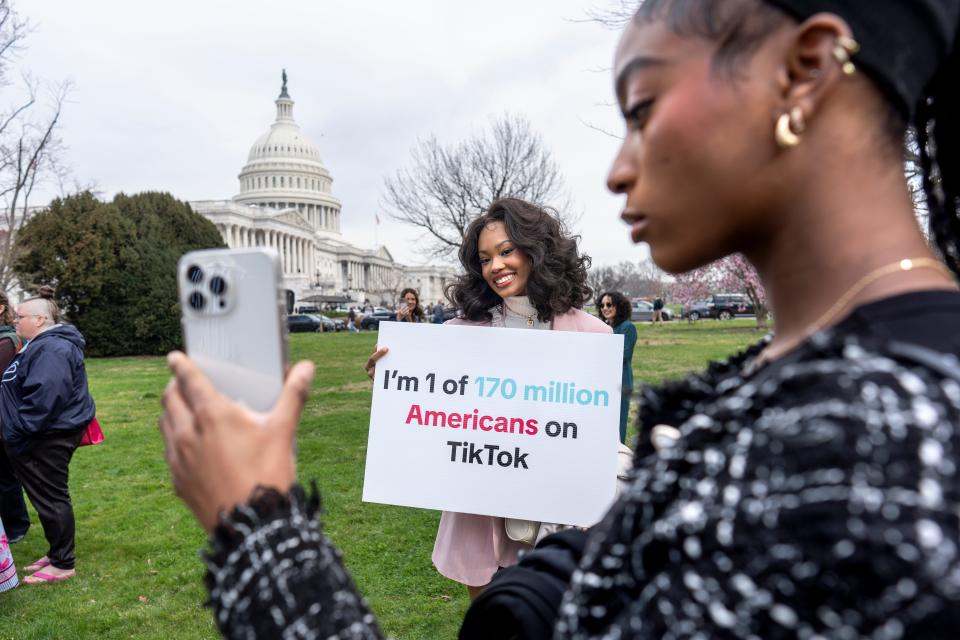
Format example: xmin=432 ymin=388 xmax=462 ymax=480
xmin=652 ymin=295 xmax=665 ymax=324
xmin=0 ymin=290 xmax=95 ymax=585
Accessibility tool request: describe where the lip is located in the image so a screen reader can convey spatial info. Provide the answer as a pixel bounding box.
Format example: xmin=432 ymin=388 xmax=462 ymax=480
xmin=493 ymin=273 xmax=516 ymax=288
xmin=621 ymin=209 xmax=649 ymax=243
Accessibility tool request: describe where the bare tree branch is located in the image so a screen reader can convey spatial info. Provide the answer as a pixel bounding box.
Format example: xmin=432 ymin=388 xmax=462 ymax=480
xmin=583 ymin=1 xmax=641 ymax=29
xmin=577 ymin=116 xmax=622 ymax=140
xmin=589 ymin=258 xmax=666 ymax=299
xmin=381 ymin=113 xmax=576 ymax=261
xmin=0 ymin=0 xmax=70 ymax=291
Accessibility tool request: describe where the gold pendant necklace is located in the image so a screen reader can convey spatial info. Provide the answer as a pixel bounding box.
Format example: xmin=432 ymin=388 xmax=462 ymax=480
xmin=759 ymin=257 xmax=955 ymax=363
xmin=502 ymin=302 xmax=535 ymax=327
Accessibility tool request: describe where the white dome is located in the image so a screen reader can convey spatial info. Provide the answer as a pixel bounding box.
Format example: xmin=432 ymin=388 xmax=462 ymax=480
xmin=247 ymin=125 xmax=323 ymax=163
xmin=232 ymin=72 xmax=342 ymax=235
xmin=238 ymin=86 xmax=330 ymax=176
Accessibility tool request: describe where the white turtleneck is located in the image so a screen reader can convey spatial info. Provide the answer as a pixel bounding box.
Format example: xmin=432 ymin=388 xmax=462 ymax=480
xmin=492 ymin=295 xmax=551 ymax=330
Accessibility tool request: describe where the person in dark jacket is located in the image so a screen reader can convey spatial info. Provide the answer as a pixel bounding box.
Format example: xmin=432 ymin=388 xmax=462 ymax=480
xmin=651 ymin=296 xmax=664 ymax=324
xmin=1 ymin=291 xmax=94 ymax=584
xmin=0 ymin=291 xmax=28 ymax=545
xmin=596 ymin=291 xmax=636 ymax=443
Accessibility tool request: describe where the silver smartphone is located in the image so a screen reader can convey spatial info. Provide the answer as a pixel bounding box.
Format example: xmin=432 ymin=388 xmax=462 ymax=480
xmin=178 ymin=248 xmax=288 ymax=412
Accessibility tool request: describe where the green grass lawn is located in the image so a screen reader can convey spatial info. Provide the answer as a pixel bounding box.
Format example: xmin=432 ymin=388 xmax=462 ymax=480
xmin=0 ymin=319 xmax=765 ymax=639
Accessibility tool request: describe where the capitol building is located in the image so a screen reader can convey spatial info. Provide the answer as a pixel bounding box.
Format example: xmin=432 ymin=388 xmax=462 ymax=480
xmin=189 ymin=75 xmax=454 ymax=308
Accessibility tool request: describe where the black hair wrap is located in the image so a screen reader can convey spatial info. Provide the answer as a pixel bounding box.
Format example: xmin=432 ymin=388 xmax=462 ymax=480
xmin=764 ymin=0 xmax=960 ymax=278
xmin=764 ymin=1 xmax=958 ymax=119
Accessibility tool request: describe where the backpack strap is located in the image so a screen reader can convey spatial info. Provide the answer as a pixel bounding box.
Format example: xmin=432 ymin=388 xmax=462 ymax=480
xmin=0 ymin=328 xmax=20 ymax=353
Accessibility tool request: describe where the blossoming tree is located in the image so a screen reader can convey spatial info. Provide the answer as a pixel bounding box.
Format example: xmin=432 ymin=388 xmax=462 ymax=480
xmin=672 ymin=254 xmax=770 ymax=329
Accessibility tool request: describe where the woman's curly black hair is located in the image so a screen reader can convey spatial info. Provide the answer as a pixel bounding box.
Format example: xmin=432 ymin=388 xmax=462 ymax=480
xmin=596 ymin=291 xmax=632 ymax=327
xmin=447 ymin=198 xmax=592 ymax=322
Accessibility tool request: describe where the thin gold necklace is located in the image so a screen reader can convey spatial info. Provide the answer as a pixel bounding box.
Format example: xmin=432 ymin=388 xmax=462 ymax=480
xmin=760 ymin=257 xmax=955 ymax=362
xmin=501 ymin=300 xmax=536 ymax=327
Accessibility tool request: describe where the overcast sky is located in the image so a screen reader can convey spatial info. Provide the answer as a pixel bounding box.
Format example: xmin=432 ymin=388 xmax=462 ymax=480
xmin=22 ymin=0 xmax=644 ymax=268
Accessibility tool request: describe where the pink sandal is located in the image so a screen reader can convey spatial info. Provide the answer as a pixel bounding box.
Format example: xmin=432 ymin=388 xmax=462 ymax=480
xmin=24 ymin=557 xmax=50 ymax=572
xmin=24 ymin=569 xmax=75 ymax=585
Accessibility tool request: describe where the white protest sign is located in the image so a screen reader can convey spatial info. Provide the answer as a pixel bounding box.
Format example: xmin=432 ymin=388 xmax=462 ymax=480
xmin=362 ymin=321 xmax=624 ymax=526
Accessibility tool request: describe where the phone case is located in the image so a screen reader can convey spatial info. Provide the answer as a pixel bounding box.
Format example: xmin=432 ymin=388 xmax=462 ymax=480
xmin=178 ymin=248 xmax=288 ymax=412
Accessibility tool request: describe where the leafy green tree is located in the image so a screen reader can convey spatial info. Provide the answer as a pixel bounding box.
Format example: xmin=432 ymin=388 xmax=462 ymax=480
xmin=13 ymin=191 xmax=224 ymax=356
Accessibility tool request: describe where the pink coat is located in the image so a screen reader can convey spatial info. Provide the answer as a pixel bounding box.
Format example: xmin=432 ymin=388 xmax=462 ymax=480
xmin=431 ymin=308 xmax=612 ymax=586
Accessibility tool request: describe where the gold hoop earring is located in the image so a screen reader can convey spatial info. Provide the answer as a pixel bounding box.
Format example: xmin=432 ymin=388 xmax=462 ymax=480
xmin=775 ymin=107 xmax=805 ymax=149
xmin=832 ymin=35 xmax=860 ymax=76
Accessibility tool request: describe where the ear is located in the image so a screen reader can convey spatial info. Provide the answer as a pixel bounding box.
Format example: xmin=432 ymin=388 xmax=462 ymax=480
xmin=776 ymin=13 xmax=856 ymax=121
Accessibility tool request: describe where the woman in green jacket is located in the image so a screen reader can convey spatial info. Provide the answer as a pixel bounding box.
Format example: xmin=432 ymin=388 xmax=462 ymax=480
xmin=597 ymin=291 xmax=636 ymax=444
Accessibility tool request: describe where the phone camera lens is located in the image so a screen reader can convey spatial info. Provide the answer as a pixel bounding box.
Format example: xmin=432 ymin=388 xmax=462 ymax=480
xmin=187 ymin=265 xmax=204 ymax=284
xmin=209 ymin=276 xmax=227 ymax=296
xmin=188 ymin=291 xmax=206 ymax=311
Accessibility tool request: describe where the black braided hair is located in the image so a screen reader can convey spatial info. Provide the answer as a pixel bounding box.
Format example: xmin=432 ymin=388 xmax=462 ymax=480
xmin=919 ymin=41 xmax=960 ymax=278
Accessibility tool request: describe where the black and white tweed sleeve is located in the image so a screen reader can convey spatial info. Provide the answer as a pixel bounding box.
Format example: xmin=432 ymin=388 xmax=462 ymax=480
xmin=204 ymin=484 xmax=384 ymax=640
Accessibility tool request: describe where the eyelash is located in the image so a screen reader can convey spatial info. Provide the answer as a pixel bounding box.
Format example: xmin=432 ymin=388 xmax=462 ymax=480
xmin=624 ymin=98 xmax=655 ymax=130
xmin=479 ymin=247 xmax=514 ymax=266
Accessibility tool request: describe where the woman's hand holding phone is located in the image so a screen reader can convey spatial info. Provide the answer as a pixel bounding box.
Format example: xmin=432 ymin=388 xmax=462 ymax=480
xmin=159 ymin=351 xmax=315 ymax=533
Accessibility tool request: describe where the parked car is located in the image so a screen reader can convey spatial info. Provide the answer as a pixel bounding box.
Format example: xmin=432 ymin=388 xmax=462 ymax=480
xmin=682 ymin=300 xmax=712 ymax=321
xmin=296 ymin=305 xmax=320 ymax=314
xmin=287 ymin=314 xmax=322 ymax=332
xmin=434 ymin=305 xmax=460 ymax=322
xmin=321 ymin=314 xmax=346 ymax=331
xmin=360 ymin=310 xmax=397 ymax=330
xmin=305 ymin=314 xmax=343 ymax=332
xmin=631 ymin=299 xmax=673 ymax=322
xmin=707 ymin=293 xmax=755 ymax=320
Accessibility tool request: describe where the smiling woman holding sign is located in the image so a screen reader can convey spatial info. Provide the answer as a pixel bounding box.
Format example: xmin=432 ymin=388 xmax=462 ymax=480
xmin=367 ymin=197 xmax=611 ymax=599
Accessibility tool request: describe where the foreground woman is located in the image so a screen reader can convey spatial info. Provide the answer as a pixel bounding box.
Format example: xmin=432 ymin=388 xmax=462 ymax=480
xmin=160 ymin=0 xmax=960 ymax=637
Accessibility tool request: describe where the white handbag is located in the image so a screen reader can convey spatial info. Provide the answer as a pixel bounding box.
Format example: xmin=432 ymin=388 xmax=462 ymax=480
xmin=504 ymin=442 xmax=635 ymax=546
xmin=504 ymin=518 xmax=540 ymax=545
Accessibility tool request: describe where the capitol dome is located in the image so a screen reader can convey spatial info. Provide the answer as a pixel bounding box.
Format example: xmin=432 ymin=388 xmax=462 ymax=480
xmin=233 ymin=71 xmax=342 ymax=235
